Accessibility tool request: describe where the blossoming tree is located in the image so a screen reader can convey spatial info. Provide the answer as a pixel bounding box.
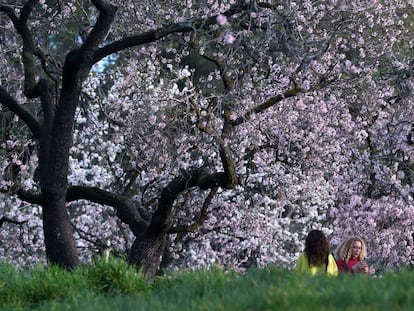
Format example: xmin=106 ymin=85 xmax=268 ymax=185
xmin=1 ymin=0 xmax=413 ymax=276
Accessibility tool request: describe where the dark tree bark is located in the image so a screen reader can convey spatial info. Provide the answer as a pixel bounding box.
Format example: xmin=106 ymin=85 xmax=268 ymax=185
xmin=13 ymin=164 xmax=231 ymax=275
xmin=0 ymin=0 xmax=244 ymax=273
xmin=128 ymin=168 xmax=228 ymax=277
xmin=0 ymin=0 xmax=117 ymax=269
xmin=42 ymin=196 xmax=80 ymax=268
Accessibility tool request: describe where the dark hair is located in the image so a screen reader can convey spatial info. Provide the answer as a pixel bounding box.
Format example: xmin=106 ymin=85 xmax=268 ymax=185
xmin=304 ymin=230 xmax=330 ymax=267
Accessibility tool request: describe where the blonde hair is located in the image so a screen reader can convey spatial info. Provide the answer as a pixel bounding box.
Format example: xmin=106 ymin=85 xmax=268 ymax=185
xmin=335 ymin=236 xmax=367 ymax=261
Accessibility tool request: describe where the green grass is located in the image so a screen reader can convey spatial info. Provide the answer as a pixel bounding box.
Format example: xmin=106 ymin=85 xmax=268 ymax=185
xmin=1 ymin=258 xmax=413 ymax=311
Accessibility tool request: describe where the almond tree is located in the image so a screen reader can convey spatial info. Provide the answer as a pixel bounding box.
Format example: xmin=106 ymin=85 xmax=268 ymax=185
xmin=1 ymin=0 xmax=413 ymax=276
xmin=0 ymin=0 xmax=242 ymax=275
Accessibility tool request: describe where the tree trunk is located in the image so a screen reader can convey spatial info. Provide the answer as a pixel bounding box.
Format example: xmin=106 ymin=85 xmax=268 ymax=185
xmin=128 ymin=231 xmax=166 ymax=278
xmin=127 ymin=168 xmax=230 ymax=277
xmin=42 ymin=195 xmax=80 ymax=269
xmin=39 ymin=185 xmax=81 ymax=269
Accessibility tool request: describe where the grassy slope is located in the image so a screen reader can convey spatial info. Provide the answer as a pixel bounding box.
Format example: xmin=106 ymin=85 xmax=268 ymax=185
xmin=1 ymin=260 xmax=413 ymax=311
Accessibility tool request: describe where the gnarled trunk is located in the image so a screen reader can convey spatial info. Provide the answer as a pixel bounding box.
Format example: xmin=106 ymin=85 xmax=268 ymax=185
xmin=42 ymin=196 xmax=80 ymax=268
xmin=128 ymin=231 xmax=166 ymax=277
xmin=127 ymin=168 xmax=230 ymax=277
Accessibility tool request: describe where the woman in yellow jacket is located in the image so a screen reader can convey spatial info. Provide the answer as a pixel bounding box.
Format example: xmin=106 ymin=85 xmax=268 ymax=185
xmin=295 ymin=230 xmax=339 ymax=276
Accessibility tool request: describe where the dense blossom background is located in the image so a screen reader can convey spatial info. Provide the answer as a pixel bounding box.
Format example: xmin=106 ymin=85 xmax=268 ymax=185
xmin=1 ymin=0 xmax=414 ymax=273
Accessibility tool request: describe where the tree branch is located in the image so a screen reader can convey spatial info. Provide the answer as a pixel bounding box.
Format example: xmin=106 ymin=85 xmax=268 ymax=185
xmin=169 ymin=187 xmax=218 ymax=234
xmin=66 ymin=186 xmax=148 ymax=235
xmin=231 ymin=83 xmax=303 ymax=126
xmin=0 ymin=216 xmax=28 ymax=227
xmin=11 ymin=184 xmax=150 ymax=237
xmin=92 ymin=2 xmax=247 ymax=64
xmin=14 ymin=188 xmax=44 ymax=205
xmin=0 ymin=86 xmax=42 ymax=138
xmin=149 ymin=168 xmax=227 ymax=234
xmin=61 ymin=0 xmax=117 ymax=94
xmin=93 ymin=22 xmax=195 ymax=63
xmin=81 ymin=0 xmax=117 ymax=55
xmin=18 ymin=0 xmax=41 ymax=98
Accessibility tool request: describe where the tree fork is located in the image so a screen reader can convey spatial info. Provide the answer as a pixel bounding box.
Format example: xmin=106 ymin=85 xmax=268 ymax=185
xmin=128 ymin=168 xmax=228 ymax=277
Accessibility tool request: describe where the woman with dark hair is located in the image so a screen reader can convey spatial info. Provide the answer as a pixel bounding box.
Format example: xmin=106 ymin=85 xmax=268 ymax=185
xmin=295 ymin=230 xmax=338 ymax=276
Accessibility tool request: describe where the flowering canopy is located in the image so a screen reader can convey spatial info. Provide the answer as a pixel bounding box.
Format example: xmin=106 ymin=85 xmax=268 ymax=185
xmin=1 ymin=0 xmax=414 ymax=274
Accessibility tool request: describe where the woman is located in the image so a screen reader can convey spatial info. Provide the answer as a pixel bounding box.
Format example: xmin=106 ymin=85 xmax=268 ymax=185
xmin=334 ymin=236 xmax=370 ymax=274
xmin=295 ymin=230 xmax=338 ymax=276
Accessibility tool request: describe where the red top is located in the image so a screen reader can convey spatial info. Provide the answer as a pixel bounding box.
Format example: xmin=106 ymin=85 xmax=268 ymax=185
xmin=336 ymin=258 xmax=359 ymax=272
xmin=336 ymin=258 xmax=369 ymax=274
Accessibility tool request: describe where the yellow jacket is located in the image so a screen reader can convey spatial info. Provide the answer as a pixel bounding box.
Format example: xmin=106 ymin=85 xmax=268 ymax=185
xmin=295 ymin=253 xmax=339 ymax=276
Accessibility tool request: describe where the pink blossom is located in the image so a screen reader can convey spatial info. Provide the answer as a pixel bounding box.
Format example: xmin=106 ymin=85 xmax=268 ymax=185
xmin=224 ymin=34 xmax=235 ymax=44
xmin=216 ymin=14 xmax=228 ymax=26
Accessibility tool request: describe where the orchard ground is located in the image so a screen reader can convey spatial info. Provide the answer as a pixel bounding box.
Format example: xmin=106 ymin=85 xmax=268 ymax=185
xmin=1 ymin=258 xmax=413 ymax=311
